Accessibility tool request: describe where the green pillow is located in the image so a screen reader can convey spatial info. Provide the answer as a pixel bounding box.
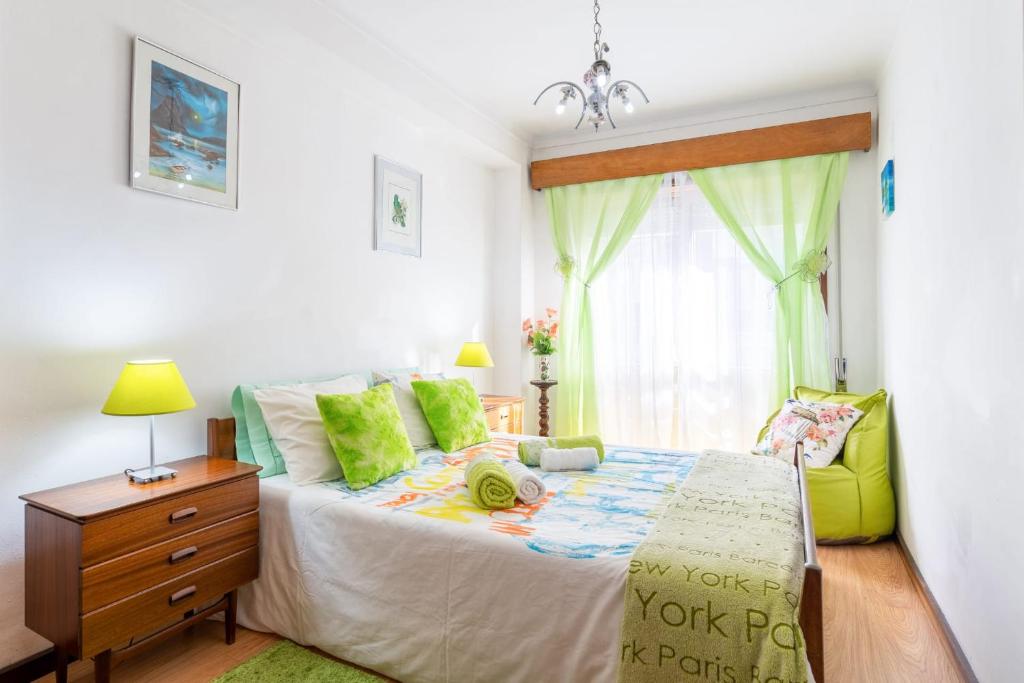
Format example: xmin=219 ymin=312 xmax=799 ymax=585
xmin=410 ymin=378 xmax=490 ymax=453
xmin=316 ymin=384 xmax=416 ymax=490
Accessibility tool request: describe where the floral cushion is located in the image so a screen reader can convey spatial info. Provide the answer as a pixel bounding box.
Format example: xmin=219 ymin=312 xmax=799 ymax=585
xmin=753 ymin=398 xmax=864 ymax=468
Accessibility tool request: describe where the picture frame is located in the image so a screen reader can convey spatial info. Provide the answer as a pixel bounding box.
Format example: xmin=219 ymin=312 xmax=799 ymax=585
xmin=374 ymin=155 xmax=422 ymax=257
xmin=130 ymin=37 xmax=240 ymax=209
xmin=881 ymin=159 xmax=895 ymax=218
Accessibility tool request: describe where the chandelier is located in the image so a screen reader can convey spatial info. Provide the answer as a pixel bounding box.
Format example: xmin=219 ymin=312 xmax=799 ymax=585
xmin=533 ymin=0 xmax=649 ymax=131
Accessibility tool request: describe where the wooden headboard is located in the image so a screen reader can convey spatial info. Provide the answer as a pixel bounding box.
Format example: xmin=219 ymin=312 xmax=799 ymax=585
xmin=207 ymin=417 xmax=237 ymax=460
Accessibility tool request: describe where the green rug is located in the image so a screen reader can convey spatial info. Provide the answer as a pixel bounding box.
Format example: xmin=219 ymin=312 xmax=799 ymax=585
xmin=214 ymin=641 xmax=386 ymax=682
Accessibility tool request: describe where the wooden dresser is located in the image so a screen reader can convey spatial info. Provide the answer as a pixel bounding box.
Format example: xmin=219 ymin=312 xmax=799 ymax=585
xmin=480 ymin=394 xmax=525 ymax=434
xmin=20 ymin=456 xmax=261 ymax=683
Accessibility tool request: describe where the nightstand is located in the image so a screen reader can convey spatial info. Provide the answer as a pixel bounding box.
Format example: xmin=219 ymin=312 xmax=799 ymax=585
xmin=480 ymin=394 xmax=525 ymax=434
xmin=20 ymin=456 xmax=261 ymax=683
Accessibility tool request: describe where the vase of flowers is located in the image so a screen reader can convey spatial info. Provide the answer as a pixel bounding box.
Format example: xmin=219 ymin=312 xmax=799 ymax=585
xmin=523 ymin=308 xmax=558 ymax=381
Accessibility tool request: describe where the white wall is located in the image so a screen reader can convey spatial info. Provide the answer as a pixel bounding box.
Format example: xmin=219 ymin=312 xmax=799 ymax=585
xmin=876 ymin=2 xmax=1024 ymax=680
xmin=0 ymin=0 xmax=527 ymax=665
xmin=526 ymin=92 xmax=884 ymax=433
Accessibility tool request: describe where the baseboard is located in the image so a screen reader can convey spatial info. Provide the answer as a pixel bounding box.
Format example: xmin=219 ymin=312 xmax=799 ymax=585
xmin=894 ymin=532 xmax=979 ymax=683
xmin=0 ymin=646 xmax=57 ymax=683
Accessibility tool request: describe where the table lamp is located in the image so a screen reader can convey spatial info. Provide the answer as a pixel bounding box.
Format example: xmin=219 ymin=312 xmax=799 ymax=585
xmin=454 ymin=342 xmax=494 ymax=369
xmin=102 ymin=360 xmax=196 ymax=484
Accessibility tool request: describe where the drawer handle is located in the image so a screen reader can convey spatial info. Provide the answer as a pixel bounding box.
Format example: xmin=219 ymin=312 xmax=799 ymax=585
xmin=169 ymin=506 xmax=198 ymax=523
xmin=168 ymin=546 xmax=198 ymax=564
xmin=168 ymin=585 xmax=197 ymax=606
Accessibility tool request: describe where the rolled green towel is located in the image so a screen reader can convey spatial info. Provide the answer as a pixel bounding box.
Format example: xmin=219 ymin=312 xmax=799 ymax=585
xmin=464 ymin=454 xmax=516 ymax=509
xmin=518 ymin=435 xmax=605 ymax=466
xmin=518 ymin=439 xmax=547 ymax=467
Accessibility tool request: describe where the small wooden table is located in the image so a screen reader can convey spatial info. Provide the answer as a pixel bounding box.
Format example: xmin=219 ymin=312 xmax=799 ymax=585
xmin=479 ymin=394 xmax=525 ymax=434
xmin=529 ymin=380 xmax=557 ymax=437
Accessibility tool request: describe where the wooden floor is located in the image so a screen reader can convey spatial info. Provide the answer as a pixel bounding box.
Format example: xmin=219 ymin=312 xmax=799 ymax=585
xmin=38 ymin=541 xmax=965 ymax=683
xmin=819 ymin=542 xmax=966 ymax=683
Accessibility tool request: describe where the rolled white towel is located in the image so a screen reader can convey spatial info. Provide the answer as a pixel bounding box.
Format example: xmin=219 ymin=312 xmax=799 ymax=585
xmin=502 ymin=459 xmax=547 ymax=505
xmin=539 ymin=446 xmax=600 ymax=472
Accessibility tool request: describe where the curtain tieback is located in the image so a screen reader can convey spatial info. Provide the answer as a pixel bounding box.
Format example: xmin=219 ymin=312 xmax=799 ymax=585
xmin=555 ymin=255 xmax=575 ymax=279
xmin=773 ymin=249 xmax=832 ymax=290
xmin=554 ymin=255 xmax=591 ymax=288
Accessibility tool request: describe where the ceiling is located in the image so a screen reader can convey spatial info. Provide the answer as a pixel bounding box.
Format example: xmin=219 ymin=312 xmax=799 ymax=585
xmin=320 ymin=0 xmax=906 ymax=144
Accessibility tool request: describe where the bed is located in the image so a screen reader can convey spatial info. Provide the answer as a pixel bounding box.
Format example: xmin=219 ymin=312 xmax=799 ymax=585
xmin=206 ymin=418 xmax=823 ymax=683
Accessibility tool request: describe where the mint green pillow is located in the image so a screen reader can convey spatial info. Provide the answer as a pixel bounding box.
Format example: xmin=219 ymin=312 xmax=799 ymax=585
xmin=410 ymin=378 xmax=490 ymax=453
xmin=231 ymin=371 xmax=373 ymax=477
xmin=316 ymin=384 xmax=416 ymax=490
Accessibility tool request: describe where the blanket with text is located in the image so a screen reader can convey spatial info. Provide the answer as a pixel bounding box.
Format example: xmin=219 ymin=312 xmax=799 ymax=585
xmin=617 ymin=450 xmax=809 ymax=683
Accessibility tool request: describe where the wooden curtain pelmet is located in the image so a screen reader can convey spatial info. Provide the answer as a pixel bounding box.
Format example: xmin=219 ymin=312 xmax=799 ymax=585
xmin=529 ymin=112 xmax=872 ymax=190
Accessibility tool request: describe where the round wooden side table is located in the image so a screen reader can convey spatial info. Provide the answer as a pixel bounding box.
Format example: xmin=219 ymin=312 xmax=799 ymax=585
xmin=529 ymin=380 xmax=557 ymax=437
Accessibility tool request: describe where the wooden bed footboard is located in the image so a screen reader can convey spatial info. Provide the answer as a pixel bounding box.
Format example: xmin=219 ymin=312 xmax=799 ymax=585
xmin=206 ymin=417 xmax=824 ymax=681
xmin=794 ymin=441 xmax=824 ymax=683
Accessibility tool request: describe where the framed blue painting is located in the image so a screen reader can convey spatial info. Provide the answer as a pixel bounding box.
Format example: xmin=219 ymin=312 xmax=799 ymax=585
xmin=881 ymin=159 xmax=895 ymax=217
xmin=130 ymin=37 xmax=240 ymax=209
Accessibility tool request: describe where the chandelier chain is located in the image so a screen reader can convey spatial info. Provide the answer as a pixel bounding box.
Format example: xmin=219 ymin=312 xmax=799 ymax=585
xmin=592 ymin=0 xmax=603 ymax=60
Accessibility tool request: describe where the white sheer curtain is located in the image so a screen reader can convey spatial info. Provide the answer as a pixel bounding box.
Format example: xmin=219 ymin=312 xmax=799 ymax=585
xmin=590 ymin=173 xmax=778 ymax=452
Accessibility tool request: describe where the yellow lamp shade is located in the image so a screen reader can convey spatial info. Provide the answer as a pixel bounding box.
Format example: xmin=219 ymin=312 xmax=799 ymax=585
xmin=454 ymin=342 xmax=494 ymax=368
xmin=102 ymin=360 xmax=196 ymax=416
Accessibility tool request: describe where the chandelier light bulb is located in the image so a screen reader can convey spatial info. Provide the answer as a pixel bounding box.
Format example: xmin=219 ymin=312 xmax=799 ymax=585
xmin=555 ymin=101 xmax=566 ymax=115
xmin=624 ymin=98 xmax=634 ymax=113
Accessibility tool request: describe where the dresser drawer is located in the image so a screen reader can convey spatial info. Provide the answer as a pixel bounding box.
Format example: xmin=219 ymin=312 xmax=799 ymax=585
xmin=81 ymin=546 xmax=258 ymax=657
xmin=486 ymin=407 xmax=510 ymax=432
xmin=81 ymin=477 xmax=258 ymax=566
xmin=81 ymin=511 xmax=259 ymax=613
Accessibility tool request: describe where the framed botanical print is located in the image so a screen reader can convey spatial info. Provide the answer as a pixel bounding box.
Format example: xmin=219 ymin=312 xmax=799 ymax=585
xmin=374 ymin=156 xmax=422 ymax=257
xmin=130 ymin=37 xmax=240 ymax=209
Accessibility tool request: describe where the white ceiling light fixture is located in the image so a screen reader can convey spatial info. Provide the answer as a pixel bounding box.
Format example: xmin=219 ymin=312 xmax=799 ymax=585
xmin=533 ymin=0 xmax=649 ymax=131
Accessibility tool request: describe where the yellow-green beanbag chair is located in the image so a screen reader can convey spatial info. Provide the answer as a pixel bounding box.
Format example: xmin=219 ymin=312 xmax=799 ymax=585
xmin=758 ymin=387 xmax=895 ymax=544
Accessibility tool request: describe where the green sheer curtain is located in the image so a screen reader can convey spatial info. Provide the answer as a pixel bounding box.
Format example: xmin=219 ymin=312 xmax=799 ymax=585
xmin=545 ymin=174 xmax=663 ymax=436
xmin=690 ymin=153 xmax=849 ymax=405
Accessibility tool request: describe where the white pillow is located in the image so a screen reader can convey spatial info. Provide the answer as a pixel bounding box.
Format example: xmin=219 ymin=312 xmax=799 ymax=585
xmin=753 ymin=398 xmax=864 ymax=468
xmin=253 ymin=374 xmax=368 ymax=485
xmin=372 ymin=369 xmax=444 ymax=448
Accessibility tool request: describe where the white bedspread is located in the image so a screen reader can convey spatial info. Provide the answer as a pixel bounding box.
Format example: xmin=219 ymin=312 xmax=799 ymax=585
xmin=237 ymin=436 xmax=696 ymax=682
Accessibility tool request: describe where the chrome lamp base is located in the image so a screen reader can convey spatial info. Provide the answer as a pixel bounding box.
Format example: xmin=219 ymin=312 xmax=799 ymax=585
xmin=125 ymin=415 xmax=178 ymax=484
xmin=127 ymin=465 xmax=178 ymax=484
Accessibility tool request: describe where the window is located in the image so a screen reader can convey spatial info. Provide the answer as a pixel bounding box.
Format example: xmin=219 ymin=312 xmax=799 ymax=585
xmin=590 ymin=173 xmax=778 ymax=452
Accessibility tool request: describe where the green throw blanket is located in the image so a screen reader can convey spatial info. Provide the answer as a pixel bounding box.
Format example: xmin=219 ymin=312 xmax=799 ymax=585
xmin=464 ymin=454 xmax=516 ymax=509
xmin=518 ymin=434 xmax=605 ymax=466
xmin=618 ymin=451 xmax=809 ymax=683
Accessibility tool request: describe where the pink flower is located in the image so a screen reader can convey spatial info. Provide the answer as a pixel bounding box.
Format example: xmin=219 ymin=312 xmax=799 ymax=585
xmin=546 ymin=307 xmax=558 ymax=318
xmin=818 ymin=410 xmax=837 ymax=424
xmin=522 ymin=318 xmax=533 ymax=333
xmin=837 ymin=405 xmax=853 ymax=417
xmin=805 ymin=425 xmax=825 ymax=442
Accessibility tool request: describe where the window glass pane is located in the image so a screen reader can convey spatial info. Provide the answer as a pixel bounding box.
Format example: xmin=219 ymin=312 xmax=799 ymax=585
xmin=590 ymin=172 xmax=777 ymax=451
